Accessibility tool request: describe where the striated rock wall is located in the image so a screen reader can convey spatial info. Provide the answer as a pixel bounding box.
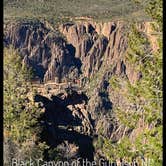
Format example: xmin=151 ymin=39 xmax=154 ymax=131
xmin=59 ymin=21 xmax=129 ymax=79
xmin=3 ymin=20 xmax=156 ymax=161
xmin=4 ymin=20 xmax=144 ymax=85
xmin=4 ymin=22 xmax=80 ymax=82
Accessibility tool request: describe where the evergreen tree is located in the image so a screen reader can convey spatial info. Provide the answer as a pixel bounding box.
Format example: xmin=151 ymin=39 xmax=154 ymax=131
xmin=3 ymin=47 xmax=48 ymax=165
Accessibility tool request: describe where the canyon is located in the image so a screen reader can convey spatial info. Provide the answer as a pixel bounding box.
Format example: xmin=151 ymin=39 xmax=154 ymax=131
xmin=4 ymin=20 xmax=157 ymax=163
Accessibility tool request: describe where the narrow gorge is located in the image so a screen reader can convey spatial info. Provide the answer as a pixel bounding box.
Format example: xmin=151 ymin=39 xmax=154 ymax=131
xmin=4 ymin=19 xmax=161 ymax=164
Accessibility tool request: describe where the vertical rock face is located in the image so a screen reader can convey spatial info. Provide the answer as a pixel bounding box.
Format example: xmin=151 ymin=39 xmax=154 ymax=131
xmin=4 ymin=20 xmax=150 ymax=123
xmin=59 ymin=21 xmax=130 ymax=79
xmin=4 ymin=22 xmax=81 ymax=82
xmin=4 ymin=20 xmax=155 ymax=161
xmin=4 ymin=20 xmax=141 ymax=84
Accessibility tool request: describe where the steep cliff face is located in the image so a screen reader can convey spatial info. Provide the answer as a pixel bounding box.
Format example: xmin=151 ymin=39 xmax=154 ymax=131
xmin=4 ymin=22 xmax=81 ymax=82
xmin=59 ymin=21 xmax=129 ymax=79
xmin=4 ymin=20 xmax=153 ymax=161
xmin=4 ymin=21 xmax=142 ymax=84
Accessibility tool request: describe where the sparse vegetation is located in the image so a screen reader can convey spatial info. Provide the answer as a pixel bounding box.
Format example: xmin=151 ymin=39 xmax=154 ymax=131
xmin=109 ymin=75 xmax=121 ymax=90
xmin=4 ymin=0 xmax=150 ymax=23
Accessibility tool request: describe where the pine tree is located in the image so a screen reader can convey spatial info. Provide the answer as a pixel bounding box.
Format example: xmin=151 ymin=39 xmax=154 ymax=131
xmin=3 ymin=47 xmax=48 ymax=165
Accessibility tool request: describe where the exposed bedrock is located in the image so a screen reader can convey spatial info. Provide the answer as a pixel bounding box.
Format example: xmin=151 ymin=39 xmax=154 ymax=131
xmin=4 ymin=21 xmax=145 ymax=84
xmin=34 ymin=90 xmax=94 ymax=161
xmin=4 ymin=20 xmax=152 ymax=161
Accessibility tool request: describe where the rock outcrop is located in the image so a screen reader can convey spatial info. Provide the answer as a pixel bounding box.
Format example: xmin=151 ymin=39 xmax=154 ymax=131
xmin=4 ymin=20 xmax=143 ymax=85
xmin=4 ymin=20 xmax=153 ymax=161
xmin=34 ymin=89 xmax=95 ymax=161
xmin=4 ymin=22 xmax=81 ymax=82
